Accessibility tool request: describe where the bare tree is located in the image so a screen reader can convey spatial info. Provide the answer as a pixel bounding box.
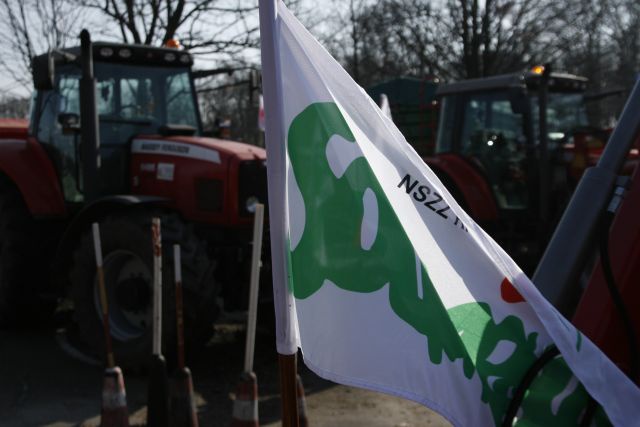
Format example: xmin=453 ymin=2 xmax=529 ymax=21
xmin=0 ymin=0 xmax=85 ymax=92
xmin=73 ymin=0 xmax=261 ymax=59
xmin=608 ymin=0 xmax=640 ymax=89
xmin=328 ymin=0 xmax=559 ymax=86
xmin=437 ymin=0 xmax=565 ymax=79
xmin=0 ymin=94 xmax=30 ymax=118
xmin=323 ymin=0 xmax=442 ymax=87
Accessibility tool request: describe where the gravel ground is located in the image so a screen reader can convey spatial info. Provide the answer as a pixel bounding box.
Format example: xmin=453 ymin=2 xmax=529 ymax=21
xmin=0 ymin=314 xmax=451 ymax=427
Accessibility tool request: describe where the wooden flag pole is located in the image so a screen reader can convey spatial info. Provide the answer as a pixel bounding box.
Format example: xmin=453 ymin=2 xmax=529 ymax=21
xmin=279 ymin=353 xmax=299 ymax=427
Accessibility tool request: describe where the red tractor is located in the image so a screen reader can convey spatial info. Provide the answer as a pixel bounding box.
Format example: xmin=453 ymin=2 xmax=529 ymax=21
xmin=0 ymin=30 xmax=267 ymax=366
xmin=425 ymin=65 xmax=637 ymax=272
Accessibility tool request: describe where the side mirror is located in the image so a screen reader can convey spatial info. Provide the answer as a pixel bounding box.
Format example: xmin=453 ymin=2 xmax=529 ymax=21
xmin=32 ymin=52 xmax=55 ymax=91
xmin=58 ymin=113 xmax=80 ymax=135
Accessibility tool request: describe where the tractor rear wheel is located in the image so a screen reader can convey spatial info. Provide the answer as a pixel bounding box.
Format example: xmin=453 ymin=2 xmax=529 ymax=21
xmin=0 ymin=180 xmax=54 ymax=327
xmin=69 ymin=211 xmax=219 ymax=368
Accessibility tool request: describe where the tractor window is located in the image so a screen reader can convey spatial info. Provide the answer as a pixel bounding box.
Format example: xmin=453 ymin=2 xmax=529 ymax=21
xmin=37 ymin=73 xmax=84 ymax=203
xmin=28 ymin=91 xmax=37 ymax=136
xmin=97 ymin=79 xmax=115 ymax=115
xmin=35 ymin=91 xmax=57 ymax=144
xmin=458 ymin=91 xmax=528 ymax=209
xmin=119 ymin=77 xmax=154 ymax=119
xmin=59 ymin=76 xmax=80 ymax=115
xmin=435 ymin=96 xmax=455 ymax=153
xmin=531 ymin=93 xmax=589 ymax=143
xmin=459 ymin=93 xmax=525 ymax=157
xmin=166 ymin=73 xmax=197 ymax=126
xmin=94 ymin=62 xmax=200 ymax=136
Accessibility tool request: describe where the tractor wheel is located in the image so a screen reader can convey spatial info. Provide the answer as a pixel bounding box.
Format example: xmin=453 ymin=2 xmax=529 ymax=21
xmin=69 ymin=211 xmax=219 ymax=368
xmin=0 ymin=180 xmax=54 ymax=327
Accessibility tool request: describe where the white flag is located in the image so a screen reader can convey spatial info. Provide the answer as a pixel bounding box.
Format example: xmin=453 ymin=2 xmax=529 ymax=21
xmin=259 ymin=1 xmax=640 ymax=426
xmin=379 ymin=93 xmax=392 ymax=120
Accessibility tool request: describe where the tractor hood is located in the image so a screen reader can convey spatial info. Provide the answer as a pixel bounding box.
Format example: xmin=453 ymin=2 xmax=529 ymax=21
xmin=130 ymin=134 xmax=268 ymax=226
xmin=131 ymin=135 xmax=266 ymax=163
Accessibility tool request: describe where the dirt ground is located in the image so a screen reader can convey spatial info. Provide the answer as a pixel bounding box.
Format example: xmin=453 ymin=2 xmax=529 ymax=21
xmin=0 ymin=313 xmax=451 ymax=427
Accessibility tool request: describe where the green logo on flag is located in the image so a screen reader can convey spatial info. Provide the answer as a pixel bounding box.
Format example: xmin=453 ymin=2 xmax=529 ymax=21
xmin=287 ymin=102 xmax=596 ymax=426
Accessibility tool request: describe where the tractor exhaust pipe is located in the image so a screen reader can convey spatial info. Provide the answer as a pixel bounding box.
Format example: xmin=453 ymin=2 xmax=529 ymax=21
xmin=79 ymin=29 xmax=100 ymax=201
xmin=538 ymin=64 xmax=551 ymax=226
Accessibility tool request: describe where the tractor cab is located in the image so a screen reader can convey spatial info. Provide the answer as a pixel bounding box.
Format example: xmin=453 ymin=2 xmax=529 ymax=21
xmin=428 ymin=66 xmax=605 ymax=272
xmin=434 ymin=67 xmax=590 ymax=213
xmin=31 ymin=42 xmax=200 ymax=204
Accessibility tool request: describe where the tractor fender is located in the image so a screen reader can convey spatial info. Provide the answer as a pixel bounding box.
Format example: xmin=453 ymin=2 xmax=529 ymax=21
xmin=52 ymin=195 xmax=170 ymax=290
xmin=0 ymin=137 xmax=66 ymax=217
xmin=425 ymin=153 xmax=499 ymax=222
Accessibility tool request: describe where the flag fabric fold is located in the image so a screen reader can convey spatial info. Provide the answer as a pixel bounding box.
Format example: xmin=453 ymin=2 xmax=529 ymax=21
xmin=260 ymin=1 xmax=640 ymax=425
xmin=379 ymin=93 xmax=392 ymax=120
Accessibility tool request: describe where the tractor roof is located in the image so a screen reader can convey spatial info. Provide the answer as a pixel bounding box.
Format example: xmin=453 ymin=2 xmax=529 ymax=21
xmin=436 ymin=70 xmax=588 ymax=96
xmin=32 ymin=41 xmax=193 ymax=69
xmin=367 ymin=77 xmax=439 ymax=106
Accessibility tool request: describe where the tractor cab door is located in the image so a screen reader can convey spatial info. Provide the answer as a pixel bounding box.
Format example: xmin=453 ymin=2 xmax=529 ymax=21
xmin=34 ymin=68 xmax=130 ymax=204
xmin=34 ymin=73 xmax=84 ymax=204
xmin=530 ymin=92 xmax=591 ymax=194
xmin=439 ymin=90 xmax=534 ymax=211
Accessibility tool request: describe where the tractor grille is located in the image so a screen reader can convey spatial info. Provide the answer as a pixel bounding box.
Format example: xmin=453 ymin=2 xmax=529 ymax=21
xmin=196 ymin=178 xmax=223 ymax=212
xmin=238 ymin=159 xmax=268 ymax=217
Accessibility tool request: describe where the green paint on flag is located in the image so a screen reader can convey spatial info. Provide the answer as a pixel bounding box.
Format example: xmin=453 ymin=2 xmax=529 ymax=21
xmin=286 ymin=102 xmax=592 ymax=425
xmin=516 ymin=357 xmax=611 ymax=426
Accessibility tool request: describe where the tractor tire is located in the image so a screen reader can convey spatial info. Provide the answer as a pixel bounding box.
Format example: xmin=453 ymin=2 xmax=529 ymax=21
xmin=69 ymin=211 xmax=219 ymax=368
xmin=0 ymin=180 xmax=54 ymax=327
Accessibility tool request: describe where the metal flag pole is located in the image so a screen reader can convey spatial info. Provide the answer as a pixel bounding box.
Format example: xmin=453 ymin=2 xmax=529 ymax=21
xmin=152 ymin=217 xmax=163 ymax=357
xmin=174 ymin=244 xmax=186 ymax=371
xmin=92 ymin=222 xmax=115 ymax=368
xmin=258 ymin=0 xmax=300 ymax=425
xmin=147 ymin=217 xmax=169 ymax=427
xmin=244 ymin=203 xmax=265 ymax=374
xmin=230 ymin=204 xmax=265 ymax=427
xmin=171 ymin=244 xmax=200 ymax=427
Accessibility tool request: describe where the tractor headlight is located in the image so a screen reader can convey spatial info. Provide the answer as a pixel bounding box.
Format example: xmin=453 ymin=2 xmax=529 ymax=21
xmin=118 ymin=48 xmax=132 ymax=59
xmin=99 ymin=47 xmax=114 ymax=58
xmin=245 ymin=196 xmax=259 ymax=213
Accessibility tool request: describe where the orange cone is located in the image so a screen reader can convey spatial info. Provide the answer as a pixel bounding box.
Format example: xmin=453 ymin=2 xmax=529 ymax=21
xmin=101 ymin=366 xmax=130 ymax=427
xmin=230 ymin=371 xmax=259 ymax=427
xmin=296 ymin=374 xmax=308 ymax=427
xmin=170 ymin=367 xmax=199 ymax=427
